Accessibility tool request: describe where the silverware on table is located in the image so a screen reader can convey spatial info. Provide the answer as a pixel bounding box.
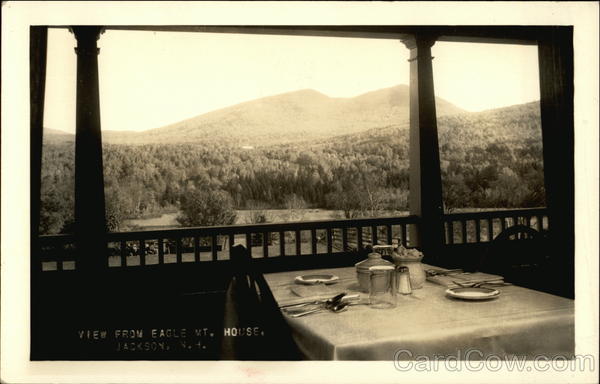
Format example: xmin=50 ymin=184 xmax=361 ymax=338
xmin=280 ymin=299 xmax=327 ymax=309
xmin=288 ymin=301 xmax=351 ymax=317
xmin=280 ymin=292 xmax=345 ymax=310
xmin=426 ymin=269 xmax=464 ymax=277
xmin=283 ymin=293 xmax=361 ymax=317
xmin=451 ymin=280 xmax=512 ymax=288
xmin=280 ymin=293 xmax=359 ymax=310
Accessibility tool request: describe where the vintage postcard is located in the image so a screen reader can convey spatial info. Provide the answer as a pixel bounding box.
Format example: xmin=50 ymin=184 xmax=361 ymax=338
xmin=1 ymin=1 xmax=598 ymax=383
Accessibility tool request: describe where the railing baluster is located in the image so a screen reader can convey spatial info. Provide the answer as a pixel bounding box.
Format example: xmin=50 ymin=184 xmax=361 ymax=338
xmin=279 ymin=231 xmax=285 ymax=256
xmin=475 ymin=219 xmax=481 ymax=243
xmin=447 ymin=221 xmax=454 ymax=245
xmin=212 ymin=235 xmax=218 ymax=261
xmin=158 ymin=238 xmax=164 ymax=264
xmin=461 ymin=220 xmax=468 ymax=244
xmin=536 ymin=215 xmax=543 ymax=231
xmin=500 ymin=216 xmax=506 ymax=232
xmin=246 ymin=233 xmax=252 ymax=251
xmin=371 ymin=225 xmax=378 ymax=246
xmin=401 ymin=224 xmax=407 ymax=247
xmin=56 ymin=246 xmax=63 ymax=271
xmin=139 ymin=239 xmax=146 ymax=266
xmin=386 ymin=225 xmax=392 ymax=245
xmin=357 ymin=227 xmax=363 ymax=250
xmin=229 ymin=234 xmax=235 ymax=259
xmin=311 ymin=229 xmax=317 ymax=255
xmin=295 ymin=230 xmax=301 ymax=256
xmin=262 ymin=232 xmax=269 ymax=258
xmin=194 ymin=236 xmax=200 ymax=262
xmin=120 ymin=240 xmax=127 ymax=267
xmin=526 ymin=215 xmax=532 ymax=228
xmin=326 ymin=228 xmax=333 ymax=254
xmin=176 ymin=238 xmax=182 ymax=263
xmin=512 ymin=216 xmax=519 ymax=227
xmin=487 ymin=219 xmax=494 ymax=242
xmin=342 ymin=227 xmax=348 ymax=251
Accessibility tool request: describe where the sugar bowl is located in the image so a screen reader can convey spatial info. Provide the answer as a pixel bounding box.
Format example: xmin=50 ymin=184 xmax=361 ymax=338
xmin=355 ymin=245 xmax=394 ymax=292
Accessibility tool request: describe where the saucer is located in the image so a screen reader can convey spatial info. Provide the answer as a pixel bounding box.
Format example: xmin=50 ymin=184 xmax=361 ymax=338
xmin=295 ymin=274 xmax=339 ymax=285
xmin=445 ymin=287 xmax=500 ymax=300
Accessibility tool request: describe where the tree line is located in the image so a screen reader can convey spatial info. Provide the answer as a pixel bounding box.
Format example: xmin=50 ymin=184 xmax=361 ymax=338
xmin=39 ymin=102 xmax=545 ymax=234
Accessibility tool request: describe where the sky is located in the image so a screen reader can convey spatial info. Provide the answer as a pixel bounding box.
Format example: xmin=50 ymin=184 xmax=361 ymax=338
xmin=44 ymin=28 xmax=541 ymax=133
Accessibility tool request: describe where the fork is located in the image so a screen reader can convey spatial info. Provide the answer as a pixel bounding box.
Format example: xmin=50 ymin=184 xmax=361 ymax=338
xmin=280 ymin=293 xmax=359 ymax=310
xmin=288 ymin=301 xmax=352 ymax=317
xmin=280 ymin=292 xmax=345 ymax=309
xmin=452 ymin=280 xmax=512 ymax=288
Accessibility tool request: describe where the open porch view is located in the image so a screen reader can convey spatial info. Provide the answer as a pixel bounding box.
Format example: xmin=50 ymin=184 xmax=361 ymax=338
xmin=29 ymin=25 xmax=574 ymax=360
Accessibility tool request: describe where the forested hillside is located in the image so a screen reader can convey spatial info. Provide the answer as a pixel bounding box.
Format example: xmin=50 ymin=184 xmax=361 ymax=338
xmin=39 ymin=101 xmax=545 ymax=235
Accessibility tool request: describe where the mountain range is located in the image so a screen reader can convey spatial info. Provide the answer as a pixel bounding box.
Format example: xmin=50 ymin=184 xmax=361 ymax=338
xmin=45 ymin=85 xmax=467 ymax=146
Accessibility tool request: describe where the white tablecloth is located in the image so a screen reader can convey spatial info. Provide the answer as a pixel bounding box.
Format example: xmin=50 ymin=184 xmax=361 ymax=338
xmin=264 ymin=266 xmax=574 ymax=360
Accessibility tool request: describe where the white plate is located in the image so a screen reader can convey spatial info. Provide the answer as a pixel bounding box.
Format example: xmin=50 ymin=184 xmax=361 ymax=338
xmin=445 ymin=287 xmax=500 ymax=300
xmin=294 ymin=274 xmax=339 ymax=285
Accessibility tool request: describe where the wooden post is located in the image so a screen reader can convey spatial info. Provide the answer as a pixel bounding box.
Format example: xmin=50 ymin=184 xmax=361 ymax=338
xmin=30 ymin=26 xmax=48 ymax=360
xmin=538 ymin=27 xmax=574 ymax=298
xmin=402 ymin=35 xmax=445 ymax=262
xmin=30 ymin=26 xmax=48 ymax=270
xmin=71 ymin=26 xmax=108 ymax=272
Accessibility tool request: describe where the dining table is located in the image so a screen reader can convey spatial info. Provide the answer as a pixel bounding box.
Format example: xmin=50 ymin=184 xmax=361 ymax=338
xmin=263 ymin=265 xmax=575 ymax=360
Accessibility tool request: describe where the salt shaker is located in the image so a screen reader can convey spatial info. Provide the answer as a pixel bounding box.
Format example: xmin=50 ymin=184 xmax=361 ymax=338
xmin=396 ymin=266 xmax=412 ymax=295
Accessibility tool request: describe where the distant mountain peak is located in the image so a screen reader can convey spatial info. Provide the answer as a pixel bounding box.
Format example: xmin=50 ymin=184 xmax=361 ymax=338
xmin=256 ymin=88 xmax=331 ymax=104
xmin=51 ymin=85 xmax=536 ymax=146
xmin=100 ymin=84 xmax=466 ymax=145
xmin=290 ymin=88 xmax=328 ymax=96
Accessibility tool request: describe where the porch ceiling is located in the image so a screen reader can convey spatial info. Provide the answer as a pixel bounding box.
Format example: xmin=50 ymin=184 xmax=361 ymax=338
xmin=47 ymin=25 xmax=545 ymax=45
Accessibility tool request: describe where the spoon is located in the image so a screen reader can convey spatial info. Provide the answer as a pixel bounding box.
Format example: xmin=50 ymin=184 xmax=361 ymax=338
xmin=288 ymin=299 xmax=351 ymax=317
xmin=325 ymin=293 xmax=347 ymax=309
xmin=331 ymin=301 xmax=349 ymax=313
xmin=281 ymin=292 xmax=346 ymax=310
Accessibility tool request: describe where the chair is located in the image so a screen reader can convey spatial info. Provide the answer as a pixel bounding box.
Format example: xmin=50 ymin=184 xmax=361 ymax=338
xmin=478 ymin=225 xmax=551 ymax=290
xmin=219 ymin=245 xmax=301 ymax=360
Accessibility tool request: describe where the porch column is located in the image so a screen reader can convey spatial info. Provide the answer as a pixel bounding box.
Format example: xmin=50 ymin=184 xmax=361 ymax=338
xmin=402 ymin=35 xmax=445 ymax=261
xmin=30 ymin=26 xmax=48 ymax=359
xmin=538 ymin=27 xmax=574 ymax=298
xmin=71 ymin=26 xmax=107 ymax=271
xmin=30 ymin=27 xmax=48 ymax=262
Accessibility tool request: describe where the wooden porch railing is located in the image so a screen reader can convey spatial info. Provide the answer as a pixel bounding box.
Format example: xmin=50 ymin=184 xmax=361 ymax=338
xmin=443 ymin=208 xmax=548 ymax=245
xmin=37 ymin=215 xmax=419 ymax=271
xmin=37 ymin=208 xmax=548 ymax=272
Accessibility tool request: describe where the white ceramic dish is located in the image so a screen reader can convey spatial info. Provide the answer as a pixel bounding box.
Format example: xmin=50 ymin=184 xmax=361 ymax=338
xmin=445 ymin=287 xmax=500 ymax=300
xmin=294 ymin=274 xmax=339 ymax=285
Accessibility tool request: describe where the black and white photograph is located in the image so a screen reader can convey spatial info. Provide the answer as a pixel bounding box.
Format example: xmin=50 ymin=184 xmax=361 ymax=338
xmin=1 ymin=2 xmax=598 ymax=383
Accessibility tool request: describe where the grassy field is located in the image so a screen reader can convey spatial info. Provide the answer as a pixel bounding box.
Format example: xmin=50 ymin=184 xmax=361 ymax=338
xmin=123 ymin=208 xmax=410 ymax=231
